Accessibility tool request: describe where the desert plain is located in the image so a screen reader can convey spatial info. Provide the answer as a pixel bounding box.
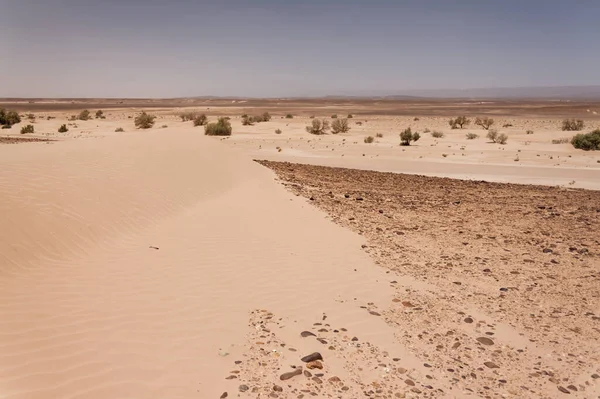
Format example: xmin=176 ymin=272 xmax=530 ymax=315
xmin=0 ymin=98 xmax=599 ymax=399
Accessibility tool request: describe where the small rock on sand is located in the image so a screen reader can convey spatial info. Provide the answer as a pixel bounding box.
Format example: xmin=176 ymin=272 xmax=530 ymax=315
xmin=301 ymin=352 xmax=323 ymax=362
xmin=477 ymin=337 xmax=494 ymax=346
xmin=280 ymin=369 xmax=302 ymax=381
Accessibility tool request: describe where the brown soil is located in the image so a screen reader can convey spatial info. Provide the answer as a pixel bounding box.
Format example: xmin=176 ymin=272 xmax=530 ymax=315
xmin=257 ymin=160 xmax=600 ymax=399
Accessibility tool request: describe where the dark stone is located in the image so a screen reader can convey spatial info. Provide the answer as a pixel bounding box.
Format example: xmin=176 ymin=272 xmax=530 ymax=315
xmin=300 ymin=331 xmax=316 ymax=338
xmin=301 ymin=352 xmax=323 ymax=363
xmin=280 ymin=369 xmax=302 ymax=381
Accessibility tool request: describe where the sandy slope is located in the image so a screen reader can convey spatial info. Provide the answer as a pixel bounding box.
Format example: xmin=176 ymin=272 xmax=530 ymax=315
xmin=0 ymin=131 xmax=436 ymax=398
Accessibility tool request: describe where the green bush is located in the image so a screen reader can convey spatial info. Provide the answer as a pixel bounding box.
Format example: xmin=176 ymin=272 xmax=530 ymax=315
xmin=431 ymin=131 xmax=444 ymax=138
xmin=306 ymin=119 xmax=330 ymax=135
xmin=449 ymin=116 xmax=470 ymax=129
xmin=134 ymin=112 xmax=156 ymax=129
xmin=475 ymin=117 xmax=494 ymax=130
xmin=562 ymin=119 xmax=584 ymax=131
xmin=0 ymin=109 xmax=21 ymax=126
xmin=78 ymin=110 xmax=92 ymax=120
xmin=193 ymin=114 xmax=208 ymax=126
xmin=571 ymin=129 xmax=600 ymax=151
xmin=400 ymin=127 xmax=420 ymax=145
xmin=20 ymin=124 xmax=34 ymax=134
xmin=465 ymin=132 xmax=479 ymax=140
xmin=331 ymin=118 xmax=350 ymax=134
xmin=58 ymin=124 xmax=68 ymax=133
xmin=364 ymin=136 xmax=374 ymax=143
xmin=205 ymin=117 xmax=232 ymax=136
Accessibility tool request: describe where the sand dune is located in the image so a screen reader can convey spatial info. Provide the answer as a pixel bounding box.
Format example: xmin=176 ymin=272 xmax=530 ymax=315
xmin=0 ymin=131 xmax=423 ymax=398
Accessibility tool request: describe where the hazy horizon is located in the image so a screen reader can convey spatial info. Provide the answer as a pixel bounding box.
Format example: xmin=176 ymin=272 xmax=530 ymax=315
xmin=2 ymin=0 xmax=599 ymax=98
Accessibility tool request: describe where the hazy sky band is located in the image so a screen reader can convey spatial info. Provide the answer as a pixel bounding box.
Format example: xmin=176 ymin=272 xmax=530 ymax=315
xmin=1 ymin=0 xmax=598 ymax=97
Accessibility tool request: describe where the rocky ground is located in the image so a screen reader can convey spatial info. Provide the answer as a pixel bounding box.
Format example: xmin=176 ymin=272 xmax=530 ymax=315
xmin=250 ymin=160 xmax=600 ymax=399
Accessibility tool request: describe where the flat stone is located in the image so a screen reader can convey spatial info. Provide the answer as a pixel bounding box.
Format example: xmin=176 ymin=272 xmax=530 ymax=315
xmin=300 ymin=331 xmax=316 ymax=338
xmin=301 ymin=352 xmax=323 ymax=362
xmin=477 ymin=337 xmax=494 ymax=346
xmin=280 ymin=369 xmax=302 ymax=381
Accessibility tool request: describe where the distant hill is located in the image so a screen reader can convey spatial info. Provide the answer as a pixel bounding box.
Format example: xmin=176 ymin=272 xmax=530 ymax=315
xmin=386 ymin=86 xmax=600 ymax=100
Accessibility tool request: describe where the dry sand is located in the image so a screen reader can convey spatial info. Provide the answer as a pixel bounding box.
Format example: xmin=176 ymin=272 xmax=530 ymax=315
xmin=0 ymin=99 xmax=599 ymax=398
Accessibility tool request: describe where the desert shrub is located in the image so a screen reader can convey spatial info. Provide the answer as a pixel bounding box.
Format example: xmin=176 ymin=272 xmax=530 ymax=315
xmin=134 ymin=112 xmax=156 ymax=129
xmin=26 ymin=113 xmax=35 ymax=120
xmin=306 ymin=119 xmax=330 ymax=135
xmin=242 ymin=115 xmax=254 ymax=126
xmin=502 ymin=123 xmax=513 ymax=128
xmin=475 ymin=117 xmax=494 ymax=130
xmin=115 ymin=127 xmax=124 ymax=132
xmin=497 ymin=133 xmax=508 ymax=144
xmin=1 ymin=125 xmax=11 ymax=129
xmin=68 ymin=115 xmax=77 ymax=121
xmin=58 ymin=124 xmax=68 ymax=133
xmin=413 ymin=117 xmax=420 ymax=121
xmin=552 ymin=137 xmax=570 ymax=144
xmin=400 ymin=127 xmax=420 ymax=146
xmin=95 ymin=110 xmax=104 ymax=119
xmin=562 ymin=119 xmax=584 ymax=131
xmin=205 ymin=117 xmax=232 ymax=136
xmin=431 ymin=131 xmax=444 ymax=138
xmin=180 ymin=112 xmax=196 ymax=121
xmin=331 ymin=114 xmax=338 ymax=119
xmin=449 ymin=116 xmax=470 ymax=129
xmin=78 ymin=110 xmax=92 ymax=120
xmin=486 ymin=129 xmax=499 ymax=142
xmin=331 ymin=118 xmax=350 ymax=134
xmin=275 ymin=129 xmax=282 ymax=134
xmin=347 ymin=114 xmax=353 ymax=118
xmin=161 ymin=125 xmax=168 ymax=128
xmin=285 ymin=114 xmax=293 ymax=119
xmin=193 ymin=114 xmax=208 ymax=126
xmin=571 ymin=129 xmax=600 ymax=151
xmin=20 ymin=124 xmax=34 ymax=134
xmin=0 ymin=109 xmax=21 ymax=126
xmin=465 ymin=132 xmax=479 ymax=140
xmin=376 ymin=133 xmax=383 ymax=138
xmin=423 ymin=128 xmax=431 ymax=133
xmin=364 ymin=136 xmax=374 ymax=143
xmin=262 ymin=112 xmax=272 ymax=121
xmin=309 ymin=115 xmax=315 ymax=119
xmin=356 ymin=121 xmax=363 ymax=126
xmin=526 ymin=130 xmax=534 ymax=135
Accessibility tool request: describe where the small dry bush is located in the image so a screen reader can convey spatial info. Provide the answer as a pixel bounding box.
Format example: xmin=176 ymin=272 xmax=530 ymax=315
xmin=306 ymin=119 xmax=330 ymax=135
xmin=431 ymin=131 xmax=444 ymax=138
xmin=331 ymin=114 xmax=338 ymax=119
xmin=449 ymin=116 xmax=470 ymax=129
xmin=364 ymin=136 xmax=374 ymax=143
xmin=134 ymin=112 xmax=156 ymax=129
xmin=486 ymin=129 xmax=499 ymax=142
xmin=115 ymin=127 xmax=124 ymax=132
xmin=242 ymin=115 xmax=254 ymax=125
xmin=95 ymin=110 xmax=104 ymax=119
xmin=20 ymin=124 xmax=34 ymax=134
xmin=526 ymin=130 xmax=534 ymax=135
xmin=331 ymin=118 xmax=350 ymax=134
xmin=347 ymin=114 xmax=353 ymax=118
xmin=285 ymin=114 xmax=293 ymax=119
xmin=58 ymin=124 xmax=68 ymax=133
xmin=205 ymin=117 xmax=232 ymax=136
xmin=78 ymin=110 xmax=92 ymax=121
xmin=562 ymin=119 xmax=584 ymax=131
xmin=275 ymin=129 xmax=282 ymax=134
xmin=193 ymin=114 xmax=208 ymax=126
xmin=180 ymin=112 xmax=197 ymax=121
xmin=26 ymin=113 xmax=35 ymax=120
xmin=376 ymin=133 xmax=383 ymax=138
xmin=475 ymin=117 xmax=494 ymax=130
xmin=497 ymin=133 xmax=508 ymax=144
xmin=466 ymin=132 xmax=479 ymax=140
xmin=261 ymin=112 xmax=272 ymax=121
xmin=552 ymin=137 xmax=570 ymax=144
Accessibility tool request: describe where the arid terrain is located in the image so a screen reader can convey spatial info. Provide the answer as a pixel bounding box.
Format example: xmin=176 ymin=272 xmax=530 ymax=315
xmin=0 ymin=98 xmax=599 ymax=399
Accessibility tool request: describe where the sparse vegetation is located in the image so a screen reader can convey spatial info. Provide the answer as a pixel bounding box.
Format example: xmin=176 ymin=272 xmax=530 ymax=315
xmin=20 ymin=124 xmax=34 ymax=134
xmin=285 ymin=114 xmax=293 ymax=119
xmin=134 ymin=112 xmax=156 ymax=129
xmin=431 ymin=131 xmax=444 ymax=138
xmin=347 ymin=114 xmax=353 ymax=118
xmin=552 ymin=137 xmax=570 ymax=144
xmin=465 ymin=132 xmax=479 ymax=140
xmin=526 ymin=130 xmax=534 ymax=135
xmin=400 ymin=127 xmax=420 ymax=146
xmin=26 ymin=113 xmax=35 ymax=120
xmin=497 ymin=133 xmax=508 ymax=144
xmin=261 ymin=112 xmax=272 ymax=121
xmin=562 ymin=119 xmax=584 ymax=131
xmin=364 ymin=136 xmax=374 ymax=143
xmin=331 ymin=114 xmax=338 ymax=119
xmin=77 ymin=110 xmax=92 ymax=121
xmin=486 ymin=129 xmax=498 ymax=142
xmin=205 ymin=117 xmax=232 ymax=136
xmin=180 ymin=112 xmax=197 ymax=121
xmin=0 ymin=109 xmax=21 ymax=126
xmin=502 ymin=123 xmax=513 ymax=128
xmin=331 ymin=118 xmax=350 ymax=134
xmin=115 ymin=127 xmax=124 ymax=132
xmin=275 ymin=129 xmax=282 ymax=134
xmin=571 ymin=129 xmax=600 ymax=151
xmin=449 ymin=116 xmax=471 ymax=129
xmin=375 ymin=133 xmax=383 ymax=138
xmin=95 ymin=110 xmax=104 ymax=119
xmin=193 ymin=114 xmax=208 ymax=127
xmin=242 ymin=115 xmax=254 ymax=125
xmin=58 ymin=124 xmax=68 ymax=133
xmin=475 ymin=117 xmax=495 ymax=130
xmin=423 ymin=128 xmax=431 ymax=133
xmin=306 ymin=119 xmax=330 ymax=135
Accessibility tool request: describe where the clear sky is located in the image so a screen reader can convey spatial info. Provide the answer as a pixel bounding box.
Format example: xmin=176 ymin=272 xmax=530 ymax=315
xmin=1 ymin=0 xmax=599 ymax=98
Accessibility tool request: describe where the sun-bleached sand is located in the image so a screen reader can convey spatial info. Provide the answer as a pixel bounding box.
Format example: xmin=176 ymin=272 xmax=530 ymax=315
xmin=1 ymin=99 xmax=599 ymax=398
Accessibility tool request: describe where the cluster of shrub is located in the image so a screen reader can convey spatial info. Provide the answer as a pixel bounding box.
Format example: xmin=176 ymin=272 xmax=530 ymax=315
xmin=306 ymin=118 xmax=351 ymax=135
xmin=241 ymin=112 xmax=272 ymax=125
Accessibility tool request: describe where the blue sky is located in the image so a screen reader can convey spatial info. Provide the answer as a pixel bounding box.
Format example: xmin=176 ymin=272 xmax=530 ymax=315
xmin=1 ymin=0 xmax=599 ymax=97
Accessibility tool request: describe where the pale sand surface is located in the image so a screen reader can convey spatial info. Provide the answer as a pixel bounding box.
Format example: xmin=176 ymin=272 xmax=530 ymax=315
xmin=0 ymin=100 xmax=599 ymax=398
